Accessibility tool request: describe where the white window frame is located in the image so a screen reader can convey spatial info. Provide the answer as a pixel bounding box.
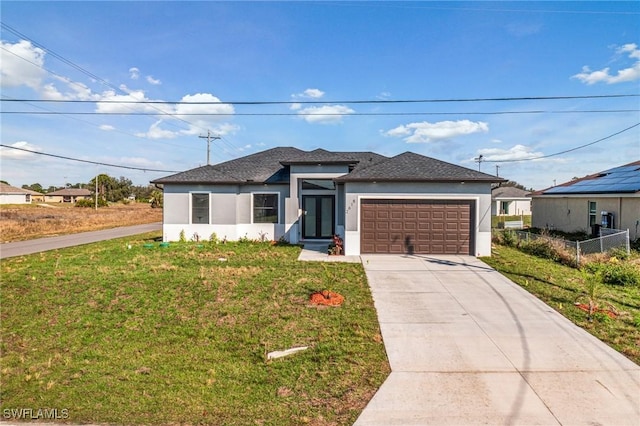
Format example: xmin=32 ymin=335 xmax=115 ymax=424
xmin=191 ymin=192 xmax=210 ymax=224
xmin=252 ymin=192 xmax=280 ymax=224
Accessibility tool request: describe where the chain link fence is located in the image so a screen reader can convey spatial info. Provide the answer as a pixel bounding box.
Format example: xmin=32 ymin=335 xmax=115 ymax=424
xmin=512 ymin=229 xmax=630 ymax=265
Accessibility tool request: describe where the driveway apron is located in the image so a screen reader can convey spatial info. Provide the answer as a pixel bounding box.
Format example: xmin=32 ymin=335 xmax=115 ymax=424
xmin=354 ymin=254 xmax=640 ymax=425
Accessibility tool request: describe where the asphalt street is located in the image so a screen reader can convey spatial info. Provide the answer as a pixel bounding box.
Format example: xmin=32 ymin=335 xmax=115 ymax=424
xmin=0 ymin=222 xmax=162 ymax=259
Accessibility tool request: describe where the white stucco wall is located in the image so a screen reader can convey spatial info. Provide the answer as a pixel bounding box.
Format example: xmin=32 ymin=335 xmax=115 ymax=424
xmin=531 ymin=194 xmax=640 ymax=240
xmin=342 ymin=181 xmax=493 ymax=257
xmin=0 ymin=193 xmax=29 ymax=204
xmin=161 ymin=183 xmax=288 ymax=242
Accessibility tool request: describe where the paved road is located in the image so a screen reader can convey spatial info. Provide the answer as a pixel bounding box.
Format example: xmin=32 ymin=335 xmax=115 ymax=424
xmin=0 ymin=222 xmax=162 ymax=259
xmin=354 ymin=254 xmax=640 ymax=425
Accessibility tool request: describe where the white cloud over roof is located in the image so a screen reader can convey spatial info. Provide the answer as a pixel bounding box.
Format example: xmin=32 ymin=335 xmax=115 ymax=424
xmin=384 ymin=120 xmax=489 ymax=143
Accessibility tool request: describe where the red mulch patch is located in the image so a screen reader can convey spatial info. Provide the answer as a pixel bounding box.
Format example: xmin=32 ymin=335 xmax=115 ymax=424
xmin=574 ymin=303 xmax=617 ymax=319
xmin=310 ymin=290 xmax=344 ymax=306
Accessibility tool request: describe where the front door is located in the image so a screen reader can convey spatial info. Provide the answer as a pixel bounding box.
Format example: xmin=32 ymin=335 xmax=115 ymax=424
xmin=302 ymin=195 xmax=335 ymax=239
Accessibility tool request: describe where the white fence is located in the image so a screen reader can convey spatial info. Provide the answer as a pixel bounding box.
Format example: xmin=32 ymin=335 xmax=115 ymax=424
xmin=513 ymin=229 xmax=630 ymax=264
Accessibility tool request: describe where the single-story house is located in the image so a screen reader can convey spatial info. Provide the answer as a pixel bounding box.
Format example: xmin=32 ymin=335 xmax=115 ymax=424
xmin=151 ymin=147 xmax=503 ymax=256
xmin=45 ymin=188 xmax=92 ymax=203
xmin=531 ymin=161 xmax=640 ymax=240
xmin=491 ymin=186 xmax=531 ymax=216
xmin=0 ymin=183 xmax=43 ymax=204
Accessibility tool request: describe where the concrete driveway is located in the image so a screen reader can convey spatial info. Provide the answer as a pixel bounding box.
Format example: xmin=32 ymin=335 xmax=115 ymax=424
xmin=354 ymin=254 xmax=640 ymax=425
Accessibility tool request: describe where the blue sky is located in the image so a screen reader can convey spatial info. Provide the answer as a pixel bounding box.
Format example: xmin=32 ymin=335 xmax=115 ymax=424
xmin=1 ymin=1 xmax=639 ymax=190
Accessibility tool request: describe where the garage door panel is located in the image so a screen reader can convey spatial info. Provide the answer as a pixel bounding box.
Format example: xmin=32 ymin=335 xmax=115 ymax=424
xmin=361 ymin=199 xmax=474 ymax=255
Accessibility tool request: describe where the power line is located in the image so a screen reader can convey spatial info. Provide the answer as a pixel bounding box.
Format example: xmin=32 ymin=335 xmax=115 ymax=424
xmin=2 ymin=94 xmax=638 ymax=105
xmin=2 ymin=109 xmax=637 ymax=116
xmin=0 ymin=22 xmax=246 ymax=155
xmin=0 ymin=144 xmax=181 ymax=173
xmin=482 ymin=122 xmax=640 ymax=163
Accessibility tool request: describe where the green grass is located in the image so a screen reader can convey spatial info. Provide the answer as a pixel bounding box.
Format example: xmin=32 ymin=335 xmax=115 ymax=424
xmin=481 ymin=245 xmax=640 ymax=365
xmin=491 ymin=214 xmax=532 ymax=228
xmin=1 ymin=233 xmax=390 ymax=425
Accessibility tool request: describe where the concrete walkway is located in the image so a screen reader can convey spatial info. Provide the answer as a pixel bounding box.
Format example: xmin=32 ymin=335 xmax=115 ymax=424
xmin=353 ymin=254 xmax=640 ymax=425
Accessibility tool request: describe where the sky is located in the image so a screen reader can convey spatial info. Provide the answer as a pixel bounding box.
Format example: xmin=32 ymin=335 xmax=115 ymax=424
xmin=1 ymin=1 xmax=639 ymax=191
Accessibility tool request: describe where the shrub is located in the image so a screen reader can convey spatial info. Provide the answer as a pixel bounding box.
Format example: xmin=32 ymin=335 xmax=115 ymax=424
xmin=520 ymin=238 xmax=559 ymax=261
xmin=630 ymin=238 xmax=640 ymax=252
xmin=587 ymin=262 xmax=640 ymax=287
xmin=75 ymin=198 xmax=107 ymax=208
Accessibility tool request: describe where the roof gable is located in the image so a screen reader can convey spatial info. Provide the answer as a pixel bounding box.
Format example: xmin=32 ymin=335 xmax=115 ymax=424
xmin=151 ymin=147 xmax=502 ymax=185
xmin=335 ymin=151 xmax=502 ymax=182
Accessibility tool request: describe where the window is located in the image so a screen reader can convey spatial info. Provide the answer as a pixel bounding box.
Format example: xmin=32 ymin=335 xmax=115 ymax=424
xmin=253 ymin=193 xmax=279 ymax=223
xmin=301 ymin=179 xmax=335 ymax=190
xmin=500 ymin=201 xmax=510 ymax=215
xmin=588 ymin=201 xmax=597 ymax=227
xmin=192 ymin=193 xmax=209 ymax=224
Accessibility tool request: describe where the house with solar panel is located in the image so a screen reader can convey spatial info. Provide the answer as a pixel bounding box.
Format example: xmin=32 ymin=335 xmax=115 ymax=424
xmin=530 ymin=161 xmax=640 ymax=240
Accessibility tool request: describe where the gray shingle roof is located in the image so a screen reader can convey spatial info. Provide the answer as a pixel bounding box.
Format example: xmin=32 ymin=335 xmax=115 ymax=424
xmin=151 ymin=148 xmax=501 ymax=184
xmin=335 ymin=152 xmax=502 ymax=182
xmin=492 ymin=186 xmax=531 ymax=199
xmin=46 ymin=188 xmax=91 ymax=196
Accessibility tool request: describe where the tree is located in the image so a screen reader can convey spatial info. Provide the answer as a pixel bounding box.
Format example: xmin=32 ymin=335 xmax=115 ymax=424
xmin=87 ymin=174 xmax=133 ymax=202
xmin=22 ymin=183 xmax=44 ymax=193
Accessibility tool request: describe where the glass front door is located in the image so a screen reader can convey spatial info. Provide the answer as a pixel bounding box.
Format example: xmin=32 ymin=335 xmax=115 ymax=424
xmin=302 ymin=195 xmax=335 ymax=239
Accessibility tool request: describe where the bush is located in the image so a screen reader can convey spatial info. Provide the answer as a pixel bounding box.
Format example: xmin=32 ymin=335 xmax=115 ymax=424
xmin=587 ymin=262 xmax=640 ymax=287
xmin=520 ymin=239 xmax=560 ymax=261
xmin=75 ymin=198 xmax=107 ymax=208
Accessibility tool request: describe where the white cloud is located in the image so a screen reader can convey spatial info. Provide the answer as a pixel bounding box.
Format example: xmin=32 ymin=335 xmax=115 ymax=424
xmin=99 ymin=124 xmax=115 ymax=131
xmin=384 ymin=120 xmax=489 ymax=143
xmin=0 ymin=141 xmax=40 ymax=159
xmin=296 ymin=104 xmax=355 ymax=124
xmin=377 ymin=91 xmax=392 ymax=100
xmin=135 ymin=121 xmax=179 ymax=139
xmin=0 ymin=40 xmax=46 ymax=90
xmin=95 ymin=90 xmax=170 ymax=114
xmin=146 ymin=75 xmax=161 ymax=85
xmin=476 ymin=144 xmax=544 ymax=162
xmin=129 ymin=67 xmax=140 ymax=80
xmin=572 ymin=43 xmax=640 ymax=85
xmin=293 ymin=88 xmax=325 ymax=99
xmin=290 ymin=102 xmax=302 ymax=111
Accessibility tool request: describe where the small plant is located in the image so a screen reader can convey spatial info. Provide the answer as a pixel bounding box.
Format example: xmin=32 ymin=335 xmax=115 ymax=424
xmin=575 ymin=269 xmax=617 ymax=321
xmin=257 ymin=231 xmax=269 ymax=242
xmin=209 ymin=232 xmax=218 ymax=244
xmin=191 ymin=232 xmax=200 ymax=242
xmin=501 ymin=229 xmax=517 ymax=247
xmin=179 ymin=229 xmax=186 ymax=243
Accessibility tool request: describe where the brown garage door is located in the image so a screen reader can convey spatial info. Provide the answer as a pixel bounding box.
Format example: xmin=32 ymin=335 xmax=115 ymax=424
xmin=361 ymin=199 xmax=474 ymax=255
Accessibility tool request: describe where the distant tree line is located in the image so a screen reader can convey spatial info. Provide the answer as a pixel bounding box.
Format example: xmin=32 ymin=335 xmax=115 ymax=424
xmin=19 ymin=174 xmax=158 ymax=203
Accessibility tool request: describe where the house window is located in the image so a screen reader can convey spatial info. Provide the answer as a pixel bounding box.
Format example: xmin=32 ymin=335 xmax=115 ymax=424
xmin=192 ymin=193 xmax=209 ymax=224
xmin=301 ymin=179 xmax=335 ymax=190
xmin=500 ymin=201 xmax=510 ymax=215
xmin=588 ymin=201 xmax=597 ymax=227
xmin=253 ymin=193 xmax=279 ymax=223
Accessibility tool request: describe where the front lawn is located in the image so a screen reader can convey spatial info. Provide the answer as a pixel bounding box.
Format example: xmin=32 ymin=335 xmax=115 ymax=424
xmin=482 ymin=245 xmax=640 ymax=365
xmin=0 ymin=233 xmax=390 ymax=425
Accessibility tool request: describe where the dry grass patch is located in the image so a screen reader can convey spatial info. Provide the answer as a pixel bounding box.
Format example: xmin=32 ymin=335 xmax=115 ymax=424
xmin=0 ymin=202 xmax=162 ymax=242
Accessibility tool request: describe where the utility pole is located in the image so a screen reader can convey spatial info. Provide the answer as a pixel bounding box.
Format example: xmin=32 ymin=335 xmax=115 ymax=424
xmin=199 ymin=130 xmax=221 ymax=165
xmin=474 ymin=154 xmax=484 ymax=172
xmin=495 ymin=164 xmax=500 ymax=177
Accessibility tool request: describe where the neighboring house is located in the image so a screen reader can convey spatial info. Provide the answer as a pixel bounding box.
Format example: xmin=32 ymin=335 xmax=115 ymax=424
xmin=45 ymin=188 xmax=92 ymax=203
xmin=0 ymin=183 xmax=42 ymax=204
xmin=531 ymin=161 xmax=640 ymax=240
xmin=491 ymin=186 xmax=531 ymax=216
xmin=151 ymin=147 xmax=503 ymax=256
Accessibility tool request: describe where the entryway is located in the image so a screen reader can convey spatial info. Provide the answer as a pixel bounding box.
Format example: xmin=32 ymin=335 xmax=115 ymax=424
xmin=302 ymin=195 xmax=335 ymax=239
